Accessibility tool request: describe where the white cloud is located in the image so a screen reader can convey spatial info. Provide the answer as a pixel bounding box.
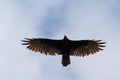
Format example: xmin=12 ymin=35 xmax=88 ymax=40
xmin=0 ymin=0 xmax=55 ymax=80
xmin=1 ymin=0 xmax=120 ymax=80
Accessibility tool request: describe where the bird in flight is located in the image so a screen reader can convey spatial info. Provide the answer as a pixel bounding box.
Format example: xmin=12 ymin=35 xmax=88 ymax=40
xmin=21 ymin=35 xmax=105 ymax=67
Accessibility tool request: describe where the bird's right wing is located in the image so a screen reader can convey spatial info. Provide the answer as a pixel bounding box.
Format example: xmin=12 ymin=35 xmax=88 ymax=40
xmin=21 ymin=38 xmax=61 ymax=55
xmin=70 ymin=40 xmax=105 ymax=57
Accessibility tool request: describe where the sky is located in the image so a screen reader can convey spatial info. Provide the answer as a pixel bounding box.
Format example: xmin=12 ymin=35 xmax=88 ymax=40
xmin=0 ymin=0 xmax=120 ymax=80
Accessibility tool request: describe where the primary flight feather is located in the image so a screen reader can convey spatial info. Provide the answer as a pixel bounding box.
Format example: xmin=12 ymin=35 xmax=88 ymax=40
xmin=21 ymin=36 xmax=105 ymax=67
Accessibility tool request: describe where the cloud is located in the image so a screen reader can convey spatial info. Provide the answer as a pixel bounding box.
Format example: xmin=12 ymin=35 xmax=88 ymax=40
xmin=1 ymin=0 xmax=120 ymax=80
xmin=0 ymin=1 xmax=41 ymax=80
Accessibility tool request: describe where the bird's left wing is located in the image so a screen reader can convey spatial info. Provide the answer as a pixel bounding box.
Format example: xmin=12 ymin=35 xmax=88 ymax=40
xmin=70 ymin=40 xmax=105 ymax=57
xmin=21 ymin=38 xmax=61 ymax=55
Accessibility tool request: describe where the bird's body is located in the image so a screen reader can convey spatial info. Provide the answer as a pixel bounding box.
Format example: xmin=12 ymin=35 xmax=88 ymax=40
xmin=21 ymin=36 xmax=105 ymax=67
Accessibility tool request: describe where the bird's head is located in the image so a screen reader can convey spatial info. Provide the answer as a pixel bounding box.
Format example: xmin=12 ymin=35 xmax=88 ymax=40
xmin=63 ymin=35 xmax=69 ymax=40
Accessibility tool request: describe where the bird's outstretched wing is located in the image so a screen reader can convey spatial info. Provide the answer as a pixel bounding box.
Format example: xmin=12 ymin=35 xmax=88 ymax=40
xmin=70 ymin=40 xmax=105 ymax=57
xmin=21 ymin=38 xmax=61 ymax=55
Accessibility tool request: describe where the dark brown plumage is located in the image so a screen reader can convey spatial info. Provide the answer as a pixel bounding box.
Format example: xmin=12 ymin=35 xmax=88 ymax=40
xmin=21 ymin=36 xmax=105 ymax=67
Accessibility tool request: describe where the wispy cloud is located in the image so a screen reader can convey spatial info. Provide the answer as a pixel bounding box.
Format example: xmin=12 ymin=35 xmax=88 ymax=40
xmin=0 ymin=0 xmax=120 ymax=80
xmin=0 ymin=1 xmax=44 ymax=80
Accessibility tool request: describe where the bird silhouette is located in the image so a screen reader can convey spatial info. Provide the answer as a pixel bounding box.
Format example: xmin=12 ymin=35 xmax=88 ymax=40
xmin=21 ymin=35 xmax=105 ymax=67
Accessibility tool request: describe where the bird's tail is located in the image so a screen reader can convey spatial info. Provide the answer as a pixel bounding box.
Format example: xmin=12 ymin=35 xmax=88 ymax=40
xmin=62 ymin=55 xmax=70 ymax=67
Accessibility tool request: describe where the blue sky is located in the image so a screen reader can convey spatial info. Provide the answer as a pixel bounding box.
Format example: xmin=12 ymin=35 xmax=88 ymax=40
xmin=0 ymin=0 xmax=120 ymax=80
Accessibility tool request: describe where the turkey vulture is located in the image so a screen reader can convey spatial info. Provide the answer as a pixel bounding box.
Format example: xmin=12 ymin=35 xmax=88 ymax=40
xmin=21 ymin=36 xmax=105 ymax=67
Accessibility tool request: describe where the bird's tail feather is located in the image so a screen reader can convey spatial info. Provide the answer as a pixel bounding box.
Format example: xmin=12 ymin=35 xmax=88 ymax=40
xmin=62 ymin=55 xmax=70 ymax=67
